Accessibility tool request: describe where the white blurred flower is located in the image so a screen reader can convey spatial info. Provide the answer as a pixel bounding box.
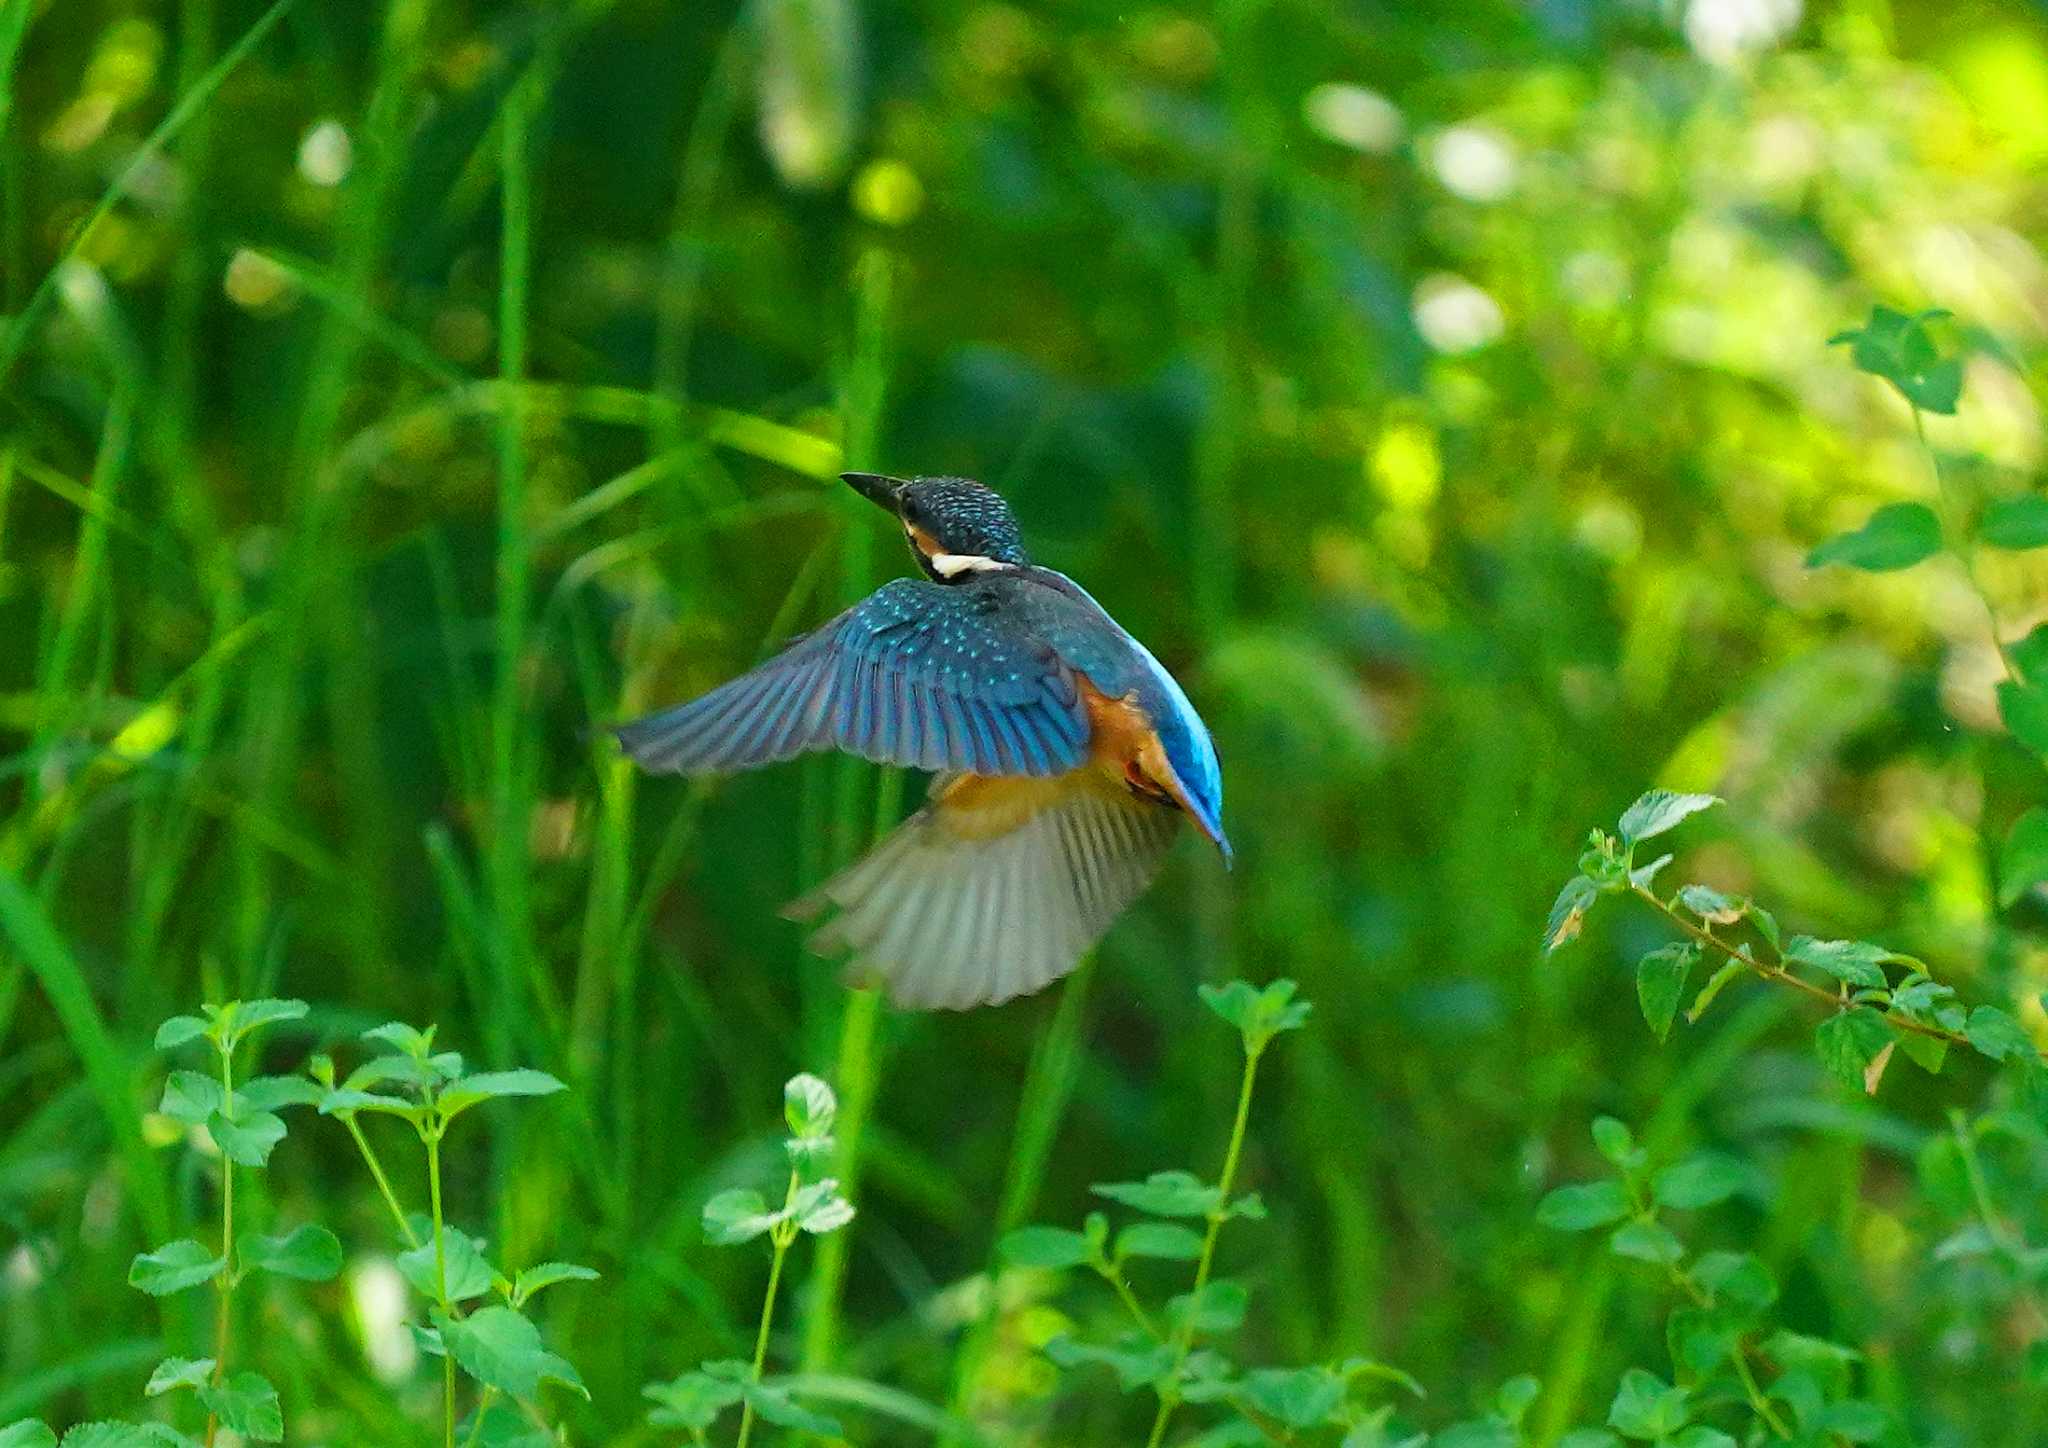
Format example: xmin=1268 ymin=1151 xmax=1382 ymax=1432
xmin=1303 ymin=83 xmax=1403 ymax=154
xmin=1428 ymin=124 xmax=1516 ymax=202
xmin=1412 ymin=274 xmax=1505 ymax=353
xmin=297 ymin=120 xmax=353 ymax=187
xmin=1684 ymin=0 xmax=1802 ymax=67
xmin=348 ymin=1257 xmax=417 ymax=1383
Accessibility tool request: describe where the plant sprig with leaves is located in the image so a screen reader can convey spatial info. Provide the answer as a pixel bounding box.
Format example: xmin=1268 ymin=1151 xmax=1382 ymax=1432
xmin=1540 ymin=1117 xmax=1893 ymax=1448
xmin=313 ymin=1021 xmax=593 ymax=1448
xmin=999 ymin=980 xmax=1431 ymax=1446
xmin=644 ymin=1073 xmax=854 ymax=1447
xmin=5 ymin=1001 xmax=334 ymax=1448
xmin=1548 ymin=790 xmax=2045 ymax=1096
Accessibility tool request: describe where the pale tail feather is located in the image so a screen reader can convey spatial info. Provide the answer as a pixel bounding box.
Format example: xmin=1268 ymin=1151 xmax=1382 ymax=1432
xmin=786 ymin=775 xmax=1180 ymax=1010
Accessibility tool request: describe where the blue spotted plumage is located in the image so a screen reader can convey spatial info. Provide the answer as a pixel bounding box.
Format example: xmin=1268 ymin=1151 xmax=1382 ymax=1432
xmin=614 ymin=472 xmax=1230 ymax=1009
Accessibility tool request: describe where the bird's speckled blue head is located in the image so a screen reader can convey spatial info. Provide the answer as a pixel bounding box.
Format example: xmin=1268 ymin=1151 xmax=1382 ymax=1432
xmin=843 ymin=473 xmax=1029 ymax=581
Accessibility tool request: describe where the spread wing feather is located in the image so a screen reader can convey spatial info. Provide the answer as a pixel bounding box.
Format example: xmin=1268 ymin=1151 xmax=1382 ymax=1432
xmin=786 ymin=772 xmax=1181 ymax=1010
xmin=612 ymin=577 xmax=1089 ymax=779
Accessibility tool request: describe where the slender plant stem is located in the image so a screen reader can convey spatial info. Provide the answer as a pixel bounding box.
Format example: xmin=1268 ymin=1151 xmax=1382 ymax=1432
xmin=739 ymin=1170 xmax=802 ymax=1448
xmin=204 ymin=1037 xmax=236 ymax=1448
xmin=1099 ymin=1266 xmax=1160 ymax=1340
xmin=1666 ymin=1266 xmax=1792 ymax=1438
xmin=1913 ymin=407 xmax=2020 ymax=685
xmin=1625 ymin=884 xmax=2016 ymax=1055
xmin=428 ymin=1125 xmax=455 ymax=1448
xmin=1146 ymin=1044 xmax=1264 ymax=1448
xmin=343 ymin=1116 xmax=421 ymax=1248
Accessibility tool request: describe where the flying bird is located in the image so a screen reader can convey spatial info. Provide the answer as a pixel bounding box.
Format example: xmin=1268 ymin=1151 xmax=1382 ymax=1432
xmin=613 ymin=472 xmax=1229 ymax=1009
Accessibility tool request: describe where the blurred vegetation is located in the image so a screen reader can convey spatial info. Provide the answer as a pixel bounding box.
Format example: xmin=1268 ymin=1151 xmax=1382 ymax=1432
xmin=6 ymin=0 xmax=2048 ymax=1443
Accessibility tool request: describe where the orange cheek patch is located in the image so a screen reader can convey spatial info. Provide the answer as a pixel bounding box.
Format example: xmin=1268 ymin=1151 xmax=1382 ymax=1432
xmin=907 ymin=523 xmax=943 ymax=558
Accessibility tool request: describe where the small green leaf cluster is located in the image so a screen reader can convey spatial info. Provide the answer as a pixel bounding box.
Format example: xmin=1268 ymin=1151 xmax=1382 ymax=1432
xmin=126 ymin=1001 xmax=325 ymax=1444
xmin=1001 ymin=979 xmax=1433 ymax=1445
xmin=314 ymin=1020 xmax=593 ymax=1441
xmin=1541 ymin=1119 xmax=1893 ymax=1447
xmin=1828 ymin=305 xmax=1963 ymax=415
xmin=646 ymin=1074 xmax=852 ymax=1445
xmin=1549 ymin=790 xmax=2043 ymax=1094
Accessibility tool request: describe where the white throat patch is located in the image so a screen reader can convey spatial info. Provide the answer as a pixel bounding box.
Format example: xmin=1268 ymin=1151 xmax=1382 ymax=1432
xmin=930 ymin=553 xmax=1012 ymax=578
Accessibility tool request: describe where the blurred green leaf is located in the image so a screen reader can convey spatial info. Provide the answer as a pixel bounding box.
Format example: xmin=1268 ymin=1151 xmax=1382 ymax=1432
xmin=1000 ymin=1226 xmax=1097 ymax=1269
xmin=239 ymin=1224 xmax=342 ymax=1282
xmin=434 ymin=1306 xmax=586 ymax=1400
xmin=398 ymin=1222 xmax=495 ymax=1303
xmin=1115 ymin=1222 xmax=1205 ymax=1262
xmin=1537 ymin=1180 xmax=1629 ymax=1231
xmin=1785 ymin=937 xmax=1891 ymax=989
xmin=1608 ymin=1219 xmax=1684 ymax=1265
xmin=143 ymin=1358 xmax=213 ymax=1397
xmin=702 ymin=1188 xmax=780 ymax=1245
xmin=437 ymin=1069 xmax=566 ymax=1120
xmin=1807 ymin=503 xmax=1942 ymax=571
xmin=1830 ymin=305 xmax=1964 ymax=413
xmin=1092 ymin=1171 xmax=1219 ymax=1218
xmin=206 ymin=1108 xmax=286 ymax=1167
xmin=1652 ymin=1154 xmax=1746 ymax=1210
xmin=1979 ymin=496 xmax=2048 ymax=549
xmin=1999 ymin=808 xmax=2048 ymax=908
xmin=1605 ymin=1368 xmax=1690 ymax=1438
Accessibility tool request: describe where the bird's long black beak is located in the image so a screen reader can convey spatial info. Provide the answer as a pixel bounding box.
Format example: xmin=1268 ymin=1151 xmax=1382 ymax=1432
xmin=841 ymin=471 xmax=908 ymax=514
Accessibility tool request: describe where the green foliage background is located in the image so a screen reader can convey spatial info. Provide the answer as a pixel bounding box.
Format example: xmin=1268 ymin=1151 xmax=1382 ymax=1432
xmin=5 ymin=0 xmax=2048 ymax=1443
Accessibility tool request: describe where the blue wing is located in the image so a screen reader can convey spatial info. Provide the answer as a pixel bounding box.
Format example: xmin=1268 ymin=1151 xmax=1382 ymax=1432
xmin=614 ymin=578 xmax=1090 ymax=778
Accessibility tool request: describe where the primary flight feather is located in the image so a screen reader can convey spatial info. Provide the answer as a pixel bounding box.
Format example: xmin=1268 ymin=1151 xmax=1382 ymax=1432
xmin=613 ymin=472 xmax=1230 ymax=1010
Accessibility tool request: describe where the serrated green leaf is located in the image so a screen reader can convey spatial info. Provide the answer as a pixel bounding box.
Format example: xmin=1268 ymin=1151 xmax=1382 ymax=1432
xmin=783 ymin=1073 xmax=837 ymax=1138
xmin=144 ymin=1357 xmax=214 ymax=1396
xmin=197 ymin=1372 xmax=281 ymax=1442
xmin=363 ymin=1021 xmax=433 ymax=1057
xmin=239 ymin=1223 xmax=343 ymax=1281
xmin=0 ymin=1425 xmax=56 ymax=1448
xmin=1091 ymin=1169 xmax=1219 ymax=1218
xmin=1676 ymin=884 xmax=1741 ymax=923
xmin=207 ymin=1108 xmax=286 ymax=1166
xmin=999 ymin=1226 xmax=1098 ymax=1269
xmin=219 ymin=1000 xmax=307 ymax=1051
xmin=1617 ymin=791 xmax=1720 ymax=845
xmin=398 ymin=1221 xmax=495 ymax=1303
xmin=703 ymin=1188 xmax=781 ymax=1245
xmin=437 ymin=1069 xmax=566 ymax=1119
xmin=153 ymin=1016 xmax=211 ymax=1051
xmin=1965 ymin=1004 xmax=2037 ymax=1062
xmin=237 ymin=1075 xmax=324 ymax=1112
xmin=1816 ymin=1008 xmax=1897 ymax=1092
xmin=643 ymin=1371 xmax=745 ymax=1431
xmin=158 ymin=1071 xmax=224 ymax=1127
xmin=1116 ymin=1221 xmax=1205 ymax=1262
xmin=128 ymin=1240 xmax=226 ymax=1296
xmin=790 ymin=1178 xmax=855 ymax=1234
xmin=513 ymin=1261 xmax=598 ymax=1303
xmin=1544 ymin=876 xmax=1599 ymax=954
xmin=1807 ymin=502 xmax=1941 ymax=571
xmin=1785 ymin=936 xmax=1891 ymax=989
xmin=317 ymin=1087 xmax=415 ymax=1117
xmin=1636 ymin=942 xmax=1697 ymax=1043
xmin=435 ymin=1305 xmax=583 ymax=1399
xmin=1536 ymin=1180 xmax=1629 ymax=1231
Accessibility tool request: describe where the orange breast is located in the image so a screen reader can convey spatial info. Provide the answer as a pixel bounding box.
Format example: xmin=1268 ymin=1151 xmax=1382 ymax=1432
xmin=1078 ymin=676 xmax=1191 ymax=816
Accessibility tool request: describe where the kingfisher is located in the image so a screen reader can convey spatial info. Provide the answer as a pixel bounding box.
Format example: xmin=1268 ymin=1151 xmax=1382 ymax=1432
xmin=613 ymin=471 xmax=1229 ymax=1010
